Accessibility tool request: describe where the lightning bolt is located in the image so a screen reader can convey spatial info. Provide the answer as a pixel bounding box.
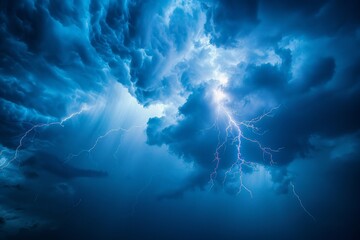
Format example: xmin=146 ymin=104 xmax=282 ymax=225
xmin=66 ymin=124 xmax=145 ymax=162
xmin=209 ymin=87 xmax=315 ymax=220
xmin=290 ymin=181 xmax=315 ymax=221
xmin=209 ymin=88 xmax=280 ymax=197
xmin=0 ymin=106 xmax=90 ymax=169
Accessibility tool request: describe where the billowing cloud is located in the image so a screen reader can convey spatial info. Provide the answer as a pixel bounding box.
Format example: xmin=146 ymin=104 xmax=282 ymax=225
xmin=1 ymin=0 xmax=360 ymax=238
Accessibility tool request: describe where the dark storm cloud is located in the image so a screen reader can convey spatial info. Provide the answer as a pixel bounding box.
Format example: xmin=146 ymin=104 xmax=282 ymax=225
xmin=204 ymin=0 xmax=259 ymax=46
xmin=2 ymin=0 xmax=359 ymax=141
xmin=0 ymin=9 xmax=200 ymax=182
xmin=0 ymin=152 xmax=108 ymax=238
xmin=147 ymin=85 xmax=244 ymax=192
xmin=89 ymin=0 xmax=203 ymax=104
xmin=157 ymin=170 xmax=210 ymax=200
xmin=1 ymin=0 xmax=360 ymax=238
xmin=269 ymin=167 xmax=291 ymax=194
xmin=239 ymin=62 xmax=288 ymax=94
xmin=233 ymin=40 xmax=359 ymax=167
xmin=146 ymin=0 xmax=360 ymax=196
xmin=0 ymin=0 xmax=204 ymax=151
xmin=259 ymin=0 xmax=360 ymax=37
xmin=147 ymin=83 xmax=286 ymax=194
xmin=226 ymin=49 xmax=359 ymax=168
xmin=147 ymin=85 xmax=227 ymax=168
xmin=21 ymin=152 xmax=108 ymax=179
xmin=297 ymin=57 xmax=336 ymax=91
xmin=0 ymin=0 xmax=105 ymax=149
xmin=1 ymin=0 xmax=356 ymax=197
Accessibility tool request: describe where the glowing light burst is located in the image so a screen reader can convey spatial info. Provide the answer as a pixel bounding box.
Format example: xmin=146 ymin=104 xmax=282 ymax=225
xmin=0 ymin=106 xmax=90 ymax=169
xmin=213 ymin=89 xmax=227 ymax=103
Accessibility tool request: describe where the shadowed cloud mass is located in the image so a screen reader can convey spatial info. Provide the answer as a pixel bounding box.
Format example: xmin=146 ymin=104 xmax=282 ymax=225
xmin=1 ymin=0 xmax=360 ymax=239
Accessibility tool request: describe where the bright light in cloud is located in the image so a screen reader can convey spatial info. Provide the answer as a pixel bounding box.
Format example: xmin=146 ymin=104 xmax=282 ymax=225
xmin=213 ymin=88 xmax=227 ymax=103
xmin=214 ymin=70 xmax=229 ymax=85
xmin=1 ymin=0 xmax=359 ymax=238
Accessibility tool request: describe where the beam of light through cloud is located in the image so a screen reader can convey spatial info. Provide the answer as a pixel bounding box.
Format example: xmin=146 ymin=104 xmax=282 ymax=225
xmin=1 ymin=0 xmax=360 ymax=239
xmin=65 ymin=124 xmax=146 ymax=163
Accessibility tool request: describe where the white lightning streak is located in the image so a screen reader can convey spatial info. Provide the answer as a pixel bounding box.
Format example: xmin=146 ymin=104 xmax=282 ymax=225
xmin=209 ymin=87 xmax=280 ymax=197
xmin=290 ymin=181 xmax=316 ymax=221
xmin=66 ymin=124 xmax=145 ymax=162
xmin=210 ymin=88 xmax=314 ymax=219
xmin=0 ymin=106 xmax=90 ymax=169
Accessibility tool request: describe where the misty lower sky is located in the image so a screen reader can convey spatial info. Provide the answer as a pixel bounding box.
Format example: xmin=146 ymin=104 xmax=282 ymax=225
xmin=1 ymin=0 xmax=360 ymax=239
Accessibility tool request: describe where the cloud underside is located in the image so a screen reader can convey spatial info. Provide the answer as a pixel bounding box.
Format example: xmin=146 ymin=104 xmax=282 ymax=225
xmin=1 ymin=0 xmax=360 ymax=196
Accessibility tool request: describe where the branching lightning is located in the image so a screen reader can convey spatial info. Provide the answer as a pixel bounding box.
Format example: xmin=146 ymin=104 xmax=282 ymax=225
xmin=66 ymin=124 xmax=145 ymax=162
xmin=0 ymin=106 xmax=90 ymax=169
xmin=209 ymin=87 xmax=280 ymax=197
xmin=209 ymin=87 xmax=315 ymax=219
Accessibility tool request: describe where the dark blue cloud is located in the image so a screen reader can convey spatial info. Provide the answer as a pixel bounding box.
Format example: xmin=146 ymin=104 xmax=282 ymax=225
xmin=147 ymin=85 xmax=230 ymax=170
xmin=21 ymin=152 xmax=108 ymax=179
xmin=204 ymin=0 xmax=259 ymax=46
xmin=298 ymin=57 xmax=336 ymax=91
xmin=1 ymin=0 xmax=360 ymax=239
xmin=142 ymin=0 xmax=360 ymax=209
xmin=252 ymin=0 xmax=360 ymax=48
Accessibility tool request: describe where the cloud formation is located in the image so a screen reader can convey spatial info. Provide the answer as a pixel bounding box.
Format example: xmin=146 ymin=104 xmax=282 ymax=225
xmin=1 ymin=1 xmax=360 ymax=238
xmin=1 ymin=0 xmax=360 ymax=193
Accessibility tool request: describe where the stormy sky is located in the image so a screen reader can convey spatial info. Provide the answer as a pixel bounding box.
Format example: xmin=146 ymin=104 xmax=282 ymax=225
xmin=1 ymin=0 xmax=360 ymax=239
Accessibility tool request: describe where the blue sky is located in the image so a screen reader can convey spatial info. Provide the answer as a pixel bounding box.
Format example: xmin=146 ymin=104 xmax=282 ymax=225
xmin=1 ymin=0 xmax=360 ymax=239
